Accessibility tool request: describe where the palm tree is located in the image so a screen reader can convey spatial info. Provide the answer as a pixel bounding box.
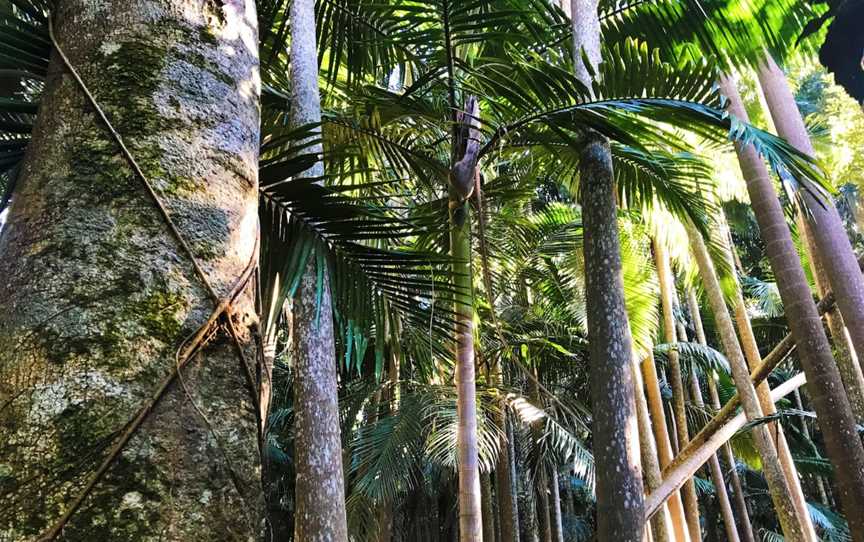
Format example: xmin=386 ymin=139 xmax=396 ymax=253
xmin=286 ymin=0 xmax=349 ymax=538
xmin=718 ymin=73 xmax=864 ymax=540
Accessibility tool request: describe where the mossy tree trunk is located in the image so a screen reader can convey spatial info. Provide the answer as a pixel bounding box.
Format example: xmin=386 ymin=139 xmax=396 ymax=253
xmin=288 ymin=0 xmax=349 ymax=539
xmin=720 ymin=74 xmax=864 ymax=541
xmin=0 ymin=1 xmax=264 ymax=539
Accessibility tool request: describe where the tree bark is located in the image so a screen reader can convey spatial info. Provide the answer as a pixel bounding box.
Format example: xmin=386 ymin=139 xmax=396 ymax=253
xmin=289 ymin=0 xmax=349 ymax=539
xmin=0 ymin=1 xmax=263 ymax=539
xmin=686 ymin=220 xmax=811 ymax=541
xmin=719 ymin=73 xmax=864 ymax=541
xmin=549 ymin=469 xmax=564 ymax=542
xmin=757 ymin=54 xmax=864 ymax=360
xmin=450 ymin=96 xmax=483 ymax=540
xmin=495 ymin=408 xmax=520 ymax=542
xmin=481 ymin=472 xmax=496 ymax=542
xmin=654 ymin=241 xmax=702 ymax=541
xmin=571 ymin=2 xmax=644 ymax=539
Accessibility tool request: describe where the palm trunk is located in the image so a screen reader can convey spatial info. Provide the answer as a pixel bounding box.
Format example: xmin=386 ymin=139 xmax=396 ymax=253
xmin=685 ymin=220 xmax=811 ymax=541
xmin=706 ymin=379 xmax=757 ymax=542
xmin=756 ymin=54 xmax=864 ymax=422
xmin=571 ymin=3 xmax=644 ymax=539
xmin=716 ymin=216 xmax=817 ymax=538
xmin=549 ymin=469 xmax=564 ymax=542
xmin=654 ymin=241 xmax=702 ymax=541
xmin=719 ymin=74 xmax=864 ymax=540
xmin=757 ymin=54 xmax=864 ymax=356
xmin=481 ymin=472 xmax=496 ymax=542
xmin=685 ymin=291 xmax=740 ymax=542
xmin=0 ymin=2 xmax=263 ymax=538
xmin=450 ymin=99 xmax=483 ymax=540
xmin=640 ymin=349 xmax=692 ymax=542
xmin=289 ymin=1 xmax=349 ymax=540
xmin=632 ymin=356 xmax=675 ymax=542
xmin=495 ymin=399 xmax=520 ymax=542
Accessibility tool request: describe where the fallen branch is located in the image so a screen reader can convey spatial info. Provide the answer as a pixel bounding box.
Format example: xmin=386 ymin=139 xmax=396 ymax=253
xmin=645 ymin=372 xmax=808 ymax=520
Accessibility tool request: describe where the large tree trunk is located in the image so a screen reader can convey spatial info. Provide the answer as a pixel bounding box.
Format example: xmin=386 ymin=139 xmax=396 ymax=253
xmin=756 ymin=54 xmax=864 ymax=421
xmin=685 ymin=291 xmax=740 ymax=542
xmin=571 ymin=1 xmax=644 ymax=539
xmin=685 ymin=220 xmax=812 ymax=541
xmin=0 ymin=1 xmax=263 ymax=539
xmin=289 ymin=0 xmax=349 ymax=539
xmin=653 ymin=241 xmax=702 ymax=541
xmin=719 ymin=74 xmax=864 ymax=541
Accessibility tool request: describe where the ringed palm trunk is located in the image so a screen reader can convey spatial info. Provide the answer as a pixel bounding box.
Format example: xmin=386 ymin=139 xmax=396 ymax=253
xmin=450 ymin=125 xmax=483 ymax=538
xmin=685 ymin=291 xmax=740 ymax=542
xmin=685 ymin=220 xmax=811 ymax=541
xmin=571 ymin=1 xmax=644 ymax=539
xmin=0 ymin=1 xmax=264 ymax=538
xmin=549 ymin=469 xmax=564 ymax=542
xmin=719 ymin=74 xmax=864 ymax=540
xmin=756 ymin=54 xmax=864 ymax=421
xmin=653 ymin=241 xmax=701 ymax=541
xmin=289 ymin=0 xmax=349 ymax=539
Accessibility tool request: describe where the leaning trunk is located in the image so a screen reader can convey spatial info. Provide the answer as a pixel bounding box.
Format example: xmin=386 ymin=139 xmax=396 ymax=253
xmin=720 ymin=74 xmax=864 ymax=541
xmin=685 ymin=220 xmax=811 ymax=541
xmin=571 ymin=1 xmax=644 ymax=539
xmin=290 ymin=0 xmax=349 ymax=539
xmin=756 ymin=54 xmax=864 ymax=421
xmin=685 ymin=291 xmax=740 ymax=542
xmin=0 ymin=2 xmax=263 ymax=538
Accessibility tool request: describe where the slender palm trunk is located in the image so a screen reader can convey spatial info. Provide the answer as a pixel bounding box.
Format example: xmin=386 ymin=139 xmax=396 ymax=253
xmin=632 ymin=355 xmax=675 ymax=542
xmin=685 ymin=291 xmax=740 ymax=542
xmin=289 ymin=1 xmax=349 ymax=539
xmin=641 ymin=349 xmax=692 ymax=542
xmin=716 ymin=216 xmax=817 ymax=537
xmin=0 ymin=2 xmax=263 ymax=538
xmin=549 ymin=469 xmax=564 ymax=542
xmin=654 ymin=241 xmax=701 ymax=541
xmin=686 ymin=220 xmax=811 ymax=541
xmin=705 ymin=379 xmax=757 ymax=542
xmin=570 ymin=2 xmax=644 ymax=538
xmin=792 ymin=388 xmax=832 ymax=506
xmin=495 ymin=385 xmax=520 ymax=542
xmin=450 ymin=99 xmax=483 ymax=540
xmin=720 ymin=74 xmax=864 ymax=540
xmin=481 ymin=472 xmax=496 ymax=542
